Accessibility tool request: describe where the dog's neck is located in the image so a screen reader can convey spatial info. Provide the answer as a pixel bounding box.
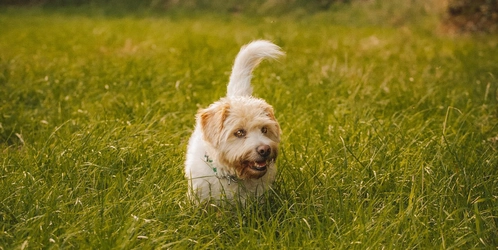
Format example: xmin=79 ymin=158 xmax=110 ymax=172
xmin=204 ymin=153 xmax=239 ymax=184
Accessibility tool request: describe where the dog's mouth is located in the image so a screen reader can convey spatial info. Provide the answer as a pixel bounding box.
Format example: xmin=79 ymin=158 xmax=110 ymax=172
xmin=250 ymin=160 xmax=268 ymax=172
xmin=239 ymin=159 xmax=271 ymax=179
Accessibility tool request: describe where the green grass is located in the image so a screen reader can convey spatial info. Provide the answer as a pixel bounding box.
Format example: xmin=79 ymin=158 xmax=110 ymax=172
xmin=1 ymin=2 xmax=498 ymax=249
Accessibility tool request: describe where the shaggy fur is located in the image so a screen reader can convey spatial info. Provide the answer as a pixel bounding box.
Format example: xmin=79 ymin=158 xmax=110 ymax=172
xmin=185 ymin=40 xmax=284 ymax=203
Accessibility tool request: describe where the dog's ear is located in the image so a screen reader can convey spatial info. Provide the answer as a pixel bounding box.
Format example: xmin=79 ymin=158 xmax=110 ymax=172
xmin=264 ymin=105 xmax=281 ymax=142
xmin=264 ymin=105 xmax=276 ymax=121
xmin=198 ymin=102 xmax=230 ymax=147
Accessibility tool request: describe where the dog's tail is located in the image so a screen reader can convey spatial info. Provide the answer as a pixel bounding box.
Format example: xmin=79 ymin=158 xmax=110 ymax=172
xmin=227 ymin=40 xmax=284 ymax=97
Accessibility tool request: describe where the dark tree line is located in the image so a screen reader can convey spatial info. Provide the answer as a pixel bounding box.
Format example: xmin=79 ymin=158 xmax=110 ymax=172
xmin=1 ymin=0 xmax=497 ymax=33
xmin=447 ymin=0 xmax=498 ymax=32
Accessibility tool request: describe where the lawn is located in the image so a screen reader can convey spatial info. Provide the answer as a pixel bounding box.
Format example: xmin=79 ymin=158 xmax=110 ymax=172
xmin=1 ymin=2 xmax=497 ymax=249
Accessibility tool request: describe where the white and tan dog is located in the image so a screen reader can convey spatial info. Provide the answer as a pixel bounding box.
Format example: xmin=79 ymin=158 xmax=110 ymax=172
xmin=185 ymin=40 xmax=284 ymax=203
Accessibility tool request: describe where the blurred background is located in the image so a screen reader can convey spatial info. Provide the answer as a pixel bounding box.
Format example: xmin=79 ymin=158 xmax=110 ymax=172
xmin=1 ymin=0 xmax=497 ymax=33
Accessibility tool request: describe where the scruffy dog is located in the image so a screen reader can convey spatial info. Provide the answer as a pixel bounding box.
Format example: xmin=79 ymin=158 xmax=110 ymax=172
xmin=185 ymin=40 xmax=284 ymax=203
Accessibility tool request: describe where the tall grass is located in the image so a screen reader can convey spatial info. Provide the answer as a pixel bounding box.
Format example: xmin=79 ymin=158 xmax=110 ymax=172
xmin=1 ymin=2 xmax=497 ymax=249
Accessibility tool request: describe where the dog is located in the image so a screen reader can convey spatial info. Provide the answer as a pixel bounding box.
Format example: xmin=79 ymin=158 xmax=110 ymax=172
xmin=185 ymin=40 xmax=284 ymax=204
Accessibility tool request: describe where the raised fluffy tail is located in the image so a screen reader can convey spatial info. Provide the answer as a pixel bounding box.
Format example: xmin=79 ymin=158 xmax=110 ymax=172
xmin=227 ymin=40 xmax=284 ymax=97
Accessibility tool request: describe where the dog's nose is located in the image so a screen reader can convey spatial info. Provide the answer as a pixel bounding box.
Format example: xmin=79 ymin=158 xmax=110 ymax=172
xmin=257 ymin=145 xmax=271 ymax=157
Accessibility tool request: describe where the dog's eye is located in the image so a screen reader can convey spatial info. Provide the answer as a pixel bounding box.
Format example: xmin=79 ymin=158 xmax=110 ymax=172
xmin=234 ymin=129 xmax=246 ymax=138
xmin=261 ymin=127 xmax=267 ymax=134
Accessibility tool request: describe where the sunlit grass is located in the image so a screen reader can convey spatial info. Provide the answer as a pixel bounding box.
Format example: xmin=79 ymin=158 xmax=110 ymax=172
xmin=1 ymin=3 xmax=497 ymax=249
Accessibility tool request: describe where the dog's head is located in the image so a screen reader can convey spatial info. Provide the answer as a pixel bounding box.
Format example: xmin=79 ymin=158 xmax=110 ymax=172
xmin=198 ymin=96 xmax=280 ymax=179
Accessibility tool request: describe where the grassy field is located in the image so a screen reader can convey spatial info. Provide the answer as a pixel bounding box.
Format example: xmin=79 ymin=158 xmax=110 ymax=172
xmin=1 ymin=2 xmax=498 ymax=249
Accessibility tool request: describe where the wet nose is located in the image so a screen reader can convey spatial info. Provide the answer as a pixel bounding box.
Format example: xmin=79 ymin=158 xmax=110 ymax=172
xmin=257 ymin=145 xmax=271 ymax=157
